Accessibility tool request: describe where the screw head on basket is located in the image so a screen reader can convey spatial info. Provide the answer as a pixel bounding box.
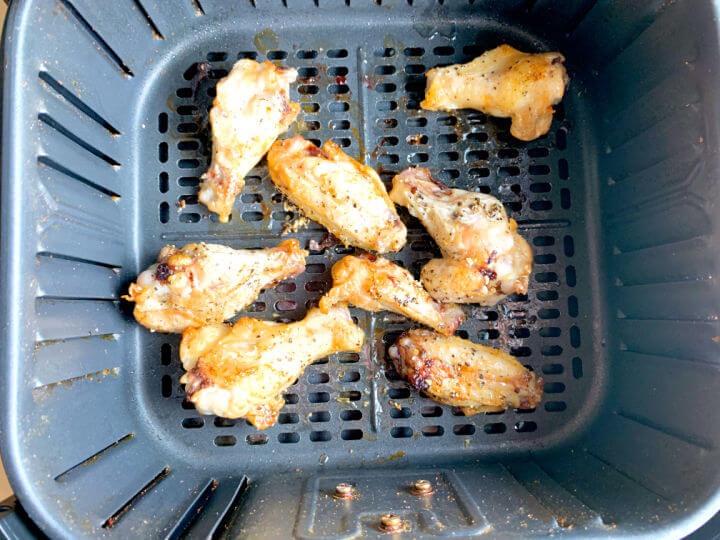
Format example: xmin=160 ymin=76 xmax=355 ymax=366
xmin=411 ymin=479 xmax=434 ymax=495
xmin=379 ymin=513 xmax=403 ymax=533
xmin=333 ymin=482 xmax=355 ymax=500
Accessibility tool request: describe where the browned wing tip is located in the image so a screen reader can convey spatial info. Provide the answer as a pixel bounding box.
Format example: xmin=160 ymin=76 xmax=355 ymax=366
xmin=388 ymin=331 xmax=430 ymax=391
xmin=184 ymin=367 xmax=213 ymax=399
xmin=518 ymin=373 xmax=543 ymax=409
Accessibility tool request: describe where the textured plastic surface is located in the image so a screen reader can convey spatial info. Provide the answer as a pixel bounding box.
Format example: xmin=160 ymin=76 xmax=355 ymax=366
xmin=1 ymin=0 xmax=719 ymax=538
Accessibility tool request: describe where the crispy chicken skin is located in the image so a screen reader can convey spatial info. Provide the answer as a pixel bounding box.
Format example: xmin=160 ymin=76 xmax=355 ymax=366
xmin=319 ymin=254 xmax=465 ymax=336
xmin=125 ymin=239 xmax=308 ymax=333
xmin=390 ymin=168 xmax=532 ymax=305
xmin=199 ymin=60 xmax=300 ymax=222
xmin=179 ymin=305 xmax=365 ymax=428
xmin=267 ymin=136 xmax=407 ymax=253
xmin=388 ymin=329 xmax=542 ymax=414
xmin=421 ymin=44 xmax=568 ymax=141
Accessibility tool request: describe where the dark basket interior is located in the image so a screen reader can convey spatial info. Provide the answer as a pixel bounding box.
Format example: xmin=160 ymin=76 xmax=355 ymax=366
xmin=1 ymin=0 xmax=719 ymax=538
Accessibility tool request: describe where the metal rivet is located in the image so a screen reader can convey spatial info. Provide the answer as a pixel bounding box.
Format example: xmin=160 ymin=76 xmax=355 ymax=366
xmin=411 ymin=479 xmax=434 ymax=495
xmin=333 ymin=483 xmax=354 ymax=500
xmin=380 ymin=513 xmax=403 ymax=533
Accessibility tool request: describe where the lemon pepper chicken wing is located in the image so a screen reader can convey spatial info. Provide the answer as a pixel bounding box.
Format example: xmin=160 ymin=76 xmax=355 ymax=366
xmin=390 ymin=167 xmax=532 ymax=305
xmin=125 ymin=239 xmax=308 ymax=333
xmin=421 ymin=44 xmax=568 ymax=141
xmin=267 ymin=136 xmax=407 ymax=253
xmin=389 ymin=329 xmax=542 ymax=414
xmin=179 ymin=304 xmax=365 ymax=428
xmin=319 ymin=254 xmax=465 ymax=336
xmin=199 ymin=60 xmax=300 ymax=222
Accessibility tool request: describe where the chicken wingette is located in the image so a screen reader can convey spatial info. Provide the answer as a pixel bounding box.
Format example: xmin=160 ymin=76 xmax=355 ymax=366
xmin=125 ymin=239 xmax=307 ymax=333
xmin=199 ymin=60 xmax=299 ymax=222
xmin=390 ymin=167 xmax=532 ymax=305
xmin=267 ymin=135 xmax=407 ymax=253
xmin=389 ymin=329 xmax=543 ymax=414
xmin=421 ymin=44 xmax=568 ymax=141
xmin=179 ymin=304 xmax=365 ymax=428
xmin=319 ymin=254 xmax=464 ymax=336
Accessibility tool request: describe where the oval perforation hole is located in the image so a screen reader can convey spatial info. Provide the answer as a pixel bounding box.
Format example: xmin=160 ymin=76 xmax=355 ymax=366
xmin=179 ymin=213 xmax=200 ymax=224
xmin=278 ymin=432 xmax=300 ymax=444
xmin=308 ymin=372 xmax=330 ymax=384
xmin=182 ymin=417 xmax=204 ymax=429
xmin=404 ymin=47 xmax=424 ymax=56
xmin=339 ymin=353 xmax=359 ymax=364
xmin=341 ymin=429 xmax=363 ymax=440
xmin=159 ymin=202 xmax=169 ymax=224
xmin=374 ymin=47 xmax=395 ymax=57
xmin=545 ymin=401 xmax=567 ymax=412
xmin=389 ymin=407 xmax=411 ymax=419
xmin=542 ymin=363 xmax=564 ymax=375
xmin=544 ymin=382 xmax=566 ymax=394
xmin=453 ymin=424 xmax=475 ymax=435
xmin=421 ymin=406 xmax=442 ymax=417
xmin=309 ymin=411 xmax=330 ymax=423
xmin=339 ymin=371 xmax=360 ymax=383
xmin=422 ymin=426 xmax=444 ymax=437
xmin=339 ymin=390 xmax=361 ymax=401
xmin=308 ymin=392 xmax=330 ymax=403
xmin=390 ymin=427 xmax=413 ymax=438
xmin=278 ymin=412 xmax=299 ymax=424
xmin=309 ymin=431 xmax=331 ymax=442
xmin=341 ymin=410 xmax=362 ymax=421
xmin=246 ymin=434 xmax=268 ymax=445
xmin=375 ymin=65 xmax=396 ymax=75
xmin=515 ymin=421 xmax=537 ymax=432
xmin=483 ymin=423 xmax=506 ymax=434
xmin=214 ymin=435 xmax=236 ymax=447
xmin=388 ymin=387 xmax=410 ymax=399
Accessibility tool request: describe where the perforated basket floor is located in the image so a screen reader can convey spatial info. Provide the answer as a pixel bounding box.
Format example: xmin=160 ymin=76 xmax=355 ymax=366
xmin=1 ymin=1 xmax=604 ymax=537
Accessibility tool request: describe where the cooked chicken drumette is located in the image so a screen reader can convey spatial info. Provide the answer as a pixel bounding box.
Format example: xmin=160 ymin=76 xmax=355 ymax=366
xmin=125 ymin=239 xmax=308 ymax=333
xmin=199 ymin=60 xmax=300 ymax=222
xmin=421 ymin=44 xmax=568 ymax=141
xmin=267 ymin=136 xmax=407 ymax=253
xmin=319 ymin=254 xmax=465 ymax=336
xmin=179 ymin=304 xmax=365 ymax=428
xmin=389 ymin=329 xmax=542 ymax=414
xmin=390 ymin=168 xmax=532 ymax=305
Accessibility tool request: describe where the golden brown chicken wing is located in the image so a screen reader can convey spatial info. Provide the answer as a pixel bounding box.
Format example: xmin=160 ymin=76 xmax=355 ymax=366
xmin=267 ymin=136 xmax=407 ymax=253
xmin=125 ymin=239 xmax=307 ymax=333
xmin=179 ymin=304 xmax=365 ymax=428
xmin=319 ymin=254 xmax=465 ymax=336
xmin=390 ymin=167 xmax=532 ymax=305
xmin=388 ymin=329 xmax=542 ymax=414
xmin=421 ymin=44 xmax=568 ymax=141
xmin=199 ymin=60 xmax=300 ymax=222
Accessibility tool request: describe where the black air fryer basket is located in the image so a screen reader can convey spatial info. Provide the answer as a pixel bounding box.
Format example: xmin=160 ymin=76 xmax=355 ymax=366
xmin=1 ymin=0 xmax=719 ymax=538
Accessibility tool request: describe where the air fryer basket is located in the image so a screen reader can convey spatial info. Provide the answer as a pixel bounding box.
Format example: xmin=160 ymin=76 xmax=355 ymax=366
xmin=1 ymin=0 xmax=719 ymax=538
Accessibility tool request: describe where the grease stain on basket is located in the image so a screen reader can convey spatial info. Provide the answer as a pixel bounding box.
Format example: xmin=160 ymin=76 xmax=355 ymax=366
xmin=254 ymin=29 xmax=279 ymax=56
xmin=32 ymin=367 xmax=120 ymax=402
xmin=376 ymin=450 xmax=405 ymax=463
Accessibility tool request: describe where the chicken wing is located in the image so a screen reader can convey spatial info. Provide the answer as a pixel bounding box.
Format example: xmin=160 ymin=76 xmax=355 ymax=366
xmin=421 ymin=44 xmax=568 ymax=141
xmin=390 ymin=167 xmax=532 ymax=305
xmin=319 ymin=254 xmax=465 ymax=336
xmin=267 ymin=136 xmax=407 ymax=253
xmin=179 ymin=304 xmax=365 ymax=428
xmin=388 ymin=329 xmax=542 ymax=414
xmin=125 ymin=239 xmax=308 ymax=333
xmin=199 ymin=60 xmax=300 ymax=222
